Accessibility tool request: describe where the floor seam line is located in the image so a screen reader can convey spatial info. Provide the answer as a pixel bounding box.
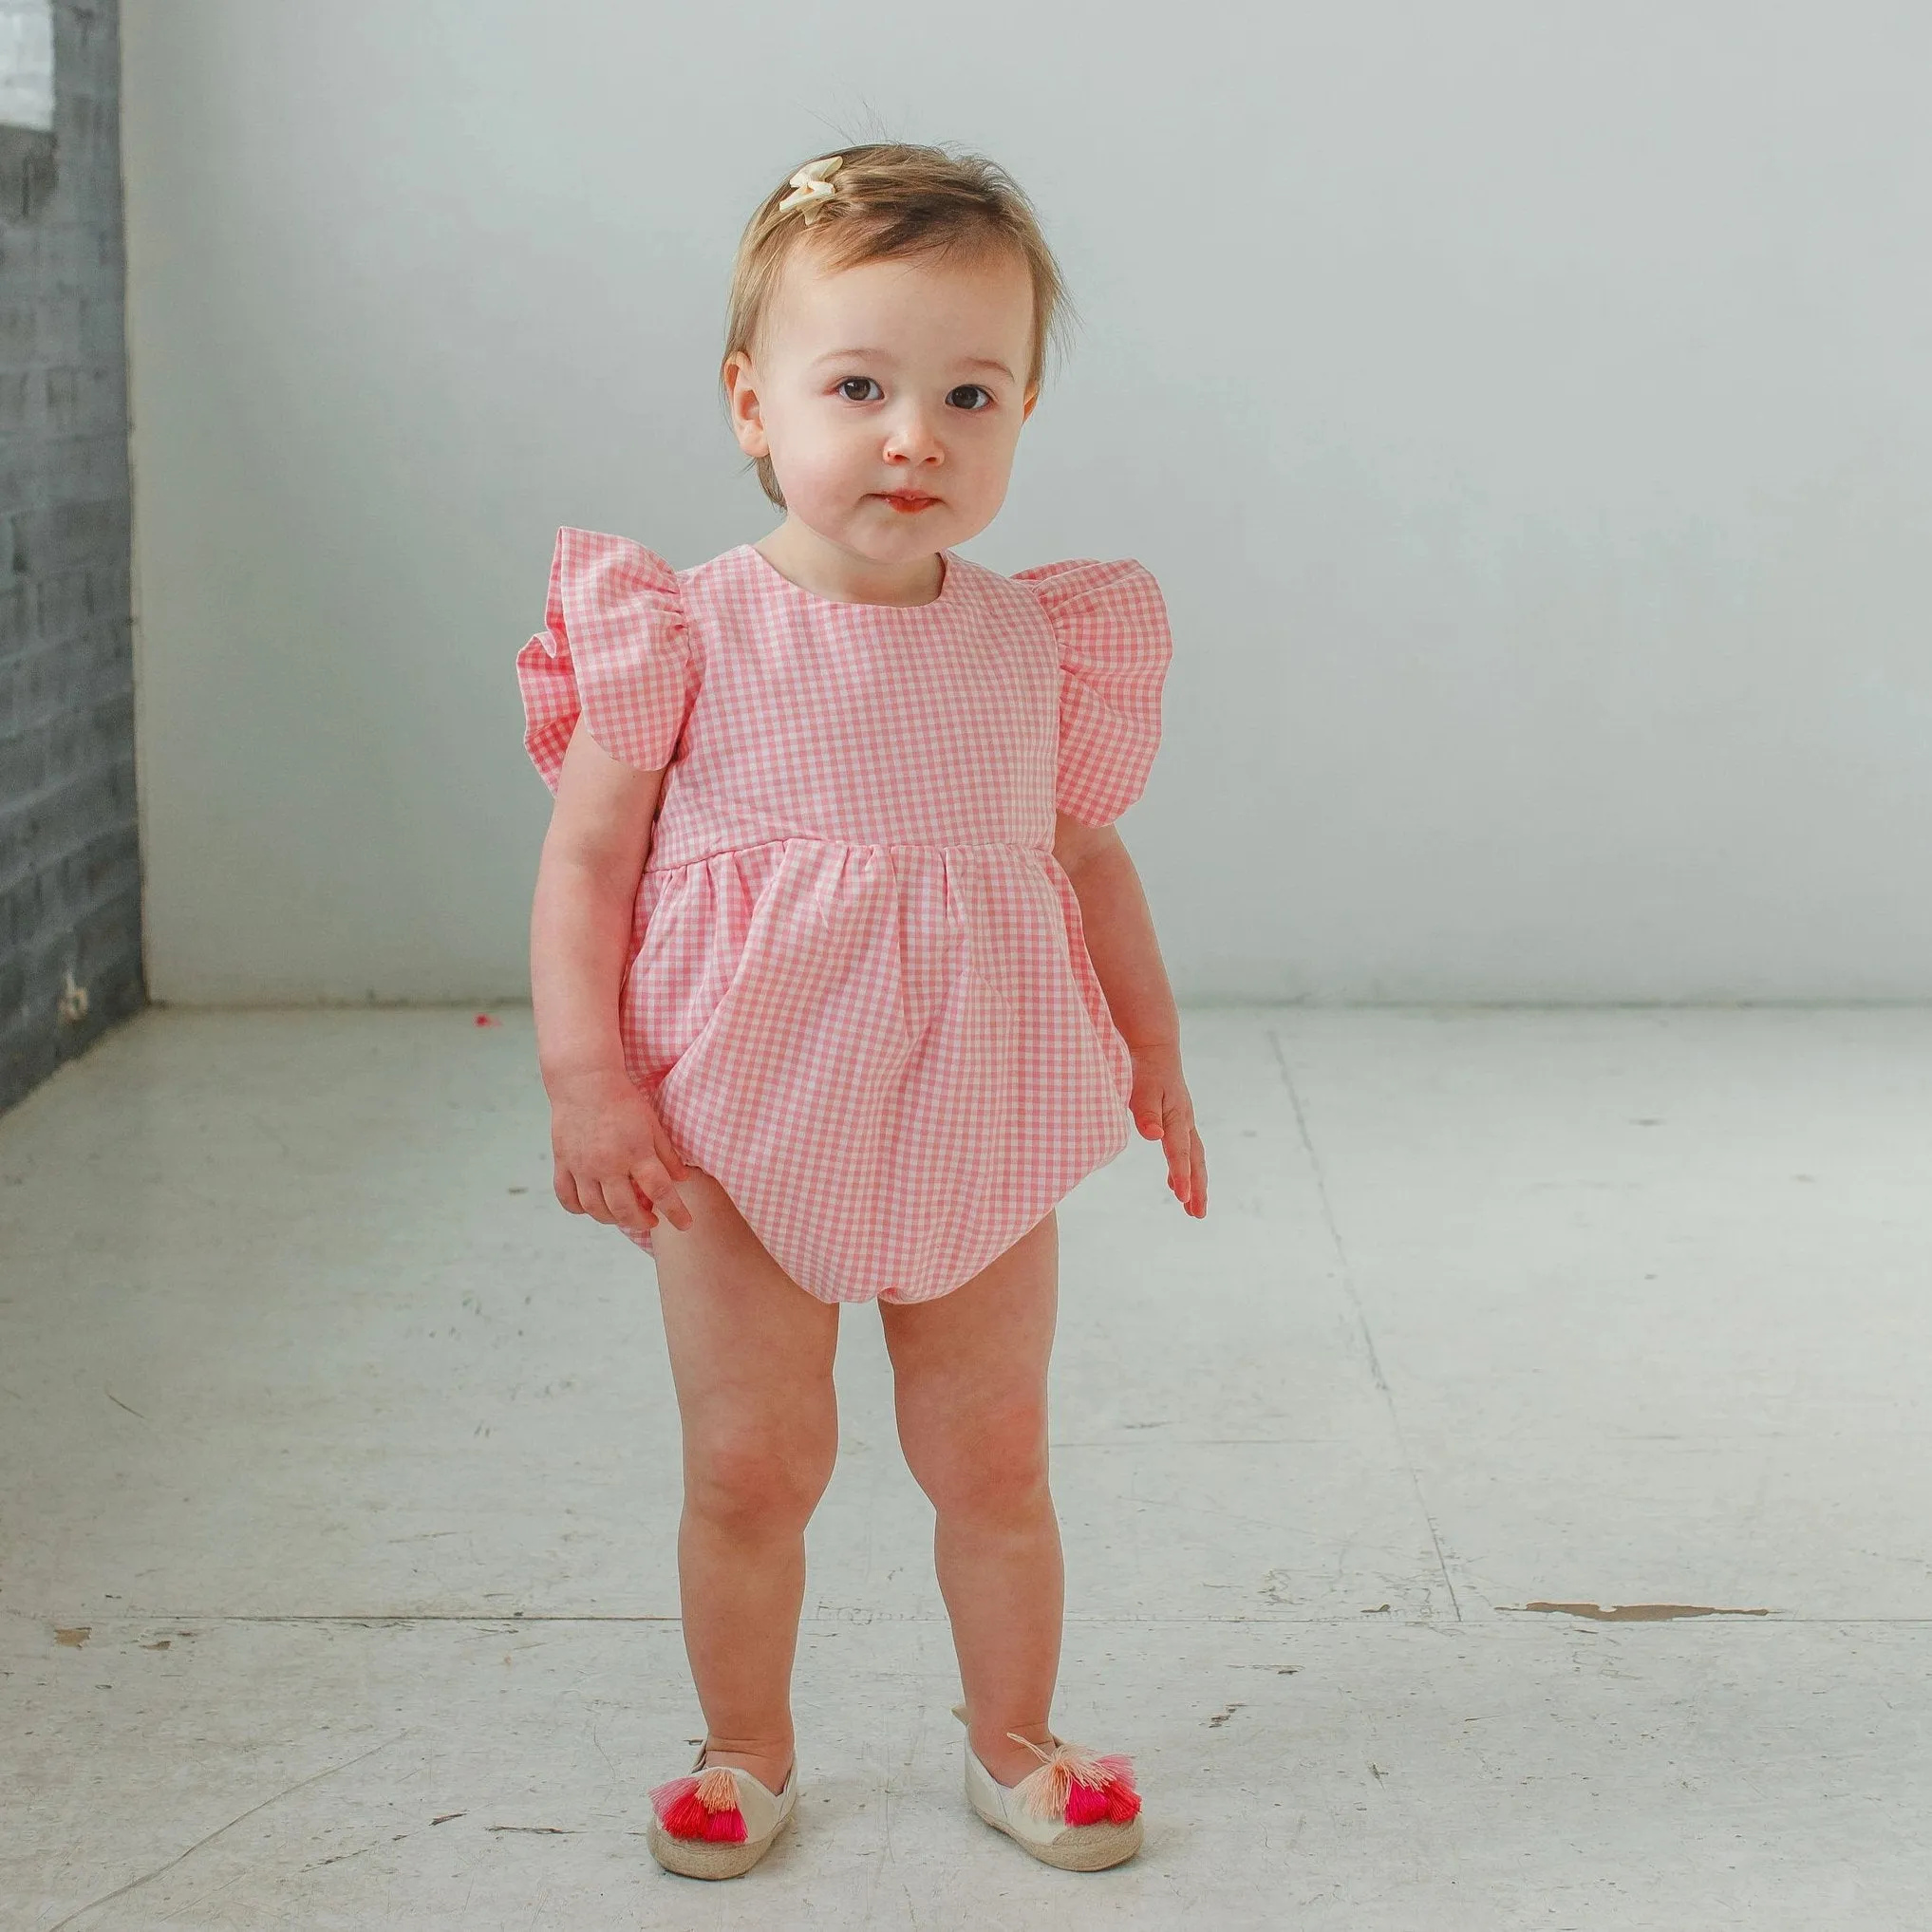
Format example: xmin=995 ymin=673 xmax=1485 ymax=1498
xmin=1270 ymin=1025 xmax=1466 ymax=1625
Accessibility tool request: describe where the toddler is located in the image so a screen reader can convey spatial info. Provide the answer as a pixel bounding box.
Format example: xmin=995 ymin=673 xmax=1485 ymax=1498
xmin=518 ymin=141 xmax=1208 ymax=1879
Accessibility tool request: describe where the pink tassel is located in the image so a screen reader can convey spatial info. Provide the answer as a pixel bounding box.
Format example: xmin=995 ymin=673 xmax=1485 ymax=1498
xmin=1014 ymin=1754 xmax=1075 ymax=1822
xmin=1064 ymin=1779 xmax=1112 ymax=1826
xmin=649 ymin=1766 xmax=748 ymax=1843
xmin=1094 ymin=1754 xmax=1142 ymax=1823
xmin=702 ymin=1804 xmax=748 ymax=1843
xmin=1009 ymin=1736 xmax=1142 ymax=1827
xmin=653 ymin=1782 xmax=708 ymax=1837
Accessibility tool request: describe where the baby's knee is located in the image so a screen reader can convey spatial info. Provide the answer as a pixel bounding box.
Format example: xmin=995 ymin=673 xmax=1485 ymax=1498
xmin=910 ymin=1395 xmax=1051 ymax=1520
xmin=685 ymin=1417 xmax=835 ymax=1536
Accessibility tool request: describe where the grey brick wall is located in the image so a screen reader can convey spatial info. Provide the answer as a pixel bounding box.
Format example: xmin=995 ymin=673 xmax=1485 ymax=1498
xmin=0 ymin=1 xmax=141 ymax=1114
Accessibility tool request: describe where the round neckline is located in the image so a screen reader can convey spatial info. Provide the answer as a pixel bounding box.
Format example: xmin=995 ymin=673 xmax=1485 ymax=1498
xmin=739 ymin=541 xmax=959 ymax=611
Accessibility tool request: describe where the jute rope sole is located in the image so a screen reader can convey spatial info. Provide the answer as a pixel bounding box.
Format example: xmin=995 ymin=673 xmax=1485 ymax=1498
xmin=966 ymin=1791 xmax=1144 ymax=1870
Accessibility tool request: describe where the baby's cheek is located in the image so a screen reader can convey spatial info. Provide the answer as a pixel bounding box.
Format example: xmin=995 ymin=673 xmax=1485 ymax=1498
xmin=947 ymin=460 xmax=1004 ymax=523
xmin=770 ymin=444 xmax=861 ymax=524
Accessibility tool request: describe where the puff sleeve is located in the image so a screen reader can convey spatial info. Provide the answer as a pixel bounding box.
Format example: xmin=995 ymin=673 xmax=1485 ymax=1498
xmin=515 ymin=526 xmax=698 ymax=794
xmin=1014 ymin=557 xmax=1173 ymax=827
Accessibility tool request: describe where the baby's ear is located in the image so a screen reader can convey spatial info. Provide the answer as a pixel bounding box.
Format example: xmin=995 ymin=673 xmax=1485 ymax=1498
xmin=1022 ymin=384 xmax=1040 ymax=422
xmin=722 ymin=351 xmax=770 ymax=457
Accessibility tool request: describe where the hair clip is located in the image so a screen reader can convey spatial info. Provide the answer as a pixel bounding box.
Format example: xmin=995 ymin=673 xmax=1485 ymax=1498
xmin=778 ymin=155 xmax=844 ymax=225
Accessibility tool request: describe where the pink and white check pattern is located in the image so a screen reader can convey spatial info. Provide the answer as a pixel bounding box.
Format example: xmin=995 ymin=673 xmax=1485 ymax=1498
xmin=517 ymin=529 xmax=1172 ymax=1304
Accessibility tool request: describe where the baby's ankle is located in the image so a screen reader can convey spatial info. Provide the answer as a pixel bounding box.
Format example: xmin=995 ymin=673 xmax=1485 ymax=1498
xmin=969 ymin=1720 xmax=1055 ymax=1790
xmin=700 ymin=1735 xmax=795 ymax=1793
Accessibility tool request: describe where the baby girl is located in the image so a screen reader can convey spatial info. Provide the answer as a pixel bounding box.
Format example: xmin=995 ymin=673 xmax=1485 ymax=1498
xmin=519 ymin=141 xmax=1207 ymax=1879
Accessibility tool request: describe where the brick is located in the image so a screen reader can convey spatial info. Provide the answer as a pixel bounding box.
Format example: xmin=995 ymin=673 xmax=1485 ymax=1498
xmin=0 ymin=575 xmax=30 ymax=649
xmin=0 ymin=755 xmax=136 ymax=891
xmin=0 ymin=370 xmax=31 ymax=432
xmin=0 ymin=823 xmax=137 ymax=954
xmin=0 ymin=1024 xmax=57 ymax=1110
xmin=32 ymin=291 xmax=84 ymax=363
xmin=37 ymin=685 xmax=133 ymax=786
xmin=0 ymin=0 xmax=144 ymax=1116
xmin=0 ymin=130 xmax=55 ymax=229
xmin=84 ymin=560 xmax=128 ymax=618
xmin=0 ymin=620 xmax=130 ymax=733
xmin=44 ymin=363 xmax=124 ymax=434
xmin=0 ymin=723 xmax=46 ymax=797
xmin=0 ymin=299 xmax=35 ymax=366
xmin=0 ymin=431 xmax=128 ymax=516
xmin=11 ymin=497 xmax=128 ymax=574
xmin=0 ymin=865 xmax=44 ymax=950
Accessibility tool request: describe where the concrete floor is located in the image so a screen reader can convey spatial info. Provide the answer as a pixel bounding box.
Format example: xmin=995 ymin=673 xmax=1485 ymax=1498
xmin=2 ymin=1004 xmax=1927 ymax=1930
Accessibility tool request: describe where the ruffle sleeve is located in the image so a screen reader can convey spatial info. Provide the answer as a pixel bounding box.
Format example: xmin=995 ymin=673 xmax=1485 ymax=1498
xmin=1013 ymin=557 xmax=1173 ymax=826
xmin=515 ymin=526 xmax=698 ymax=794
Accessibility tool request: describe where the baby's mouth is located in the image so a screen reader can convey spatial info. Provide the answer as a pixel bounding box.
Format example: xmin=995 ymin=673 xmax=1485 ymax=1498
xmin=878 ymin=490 xmax=940 ymax=514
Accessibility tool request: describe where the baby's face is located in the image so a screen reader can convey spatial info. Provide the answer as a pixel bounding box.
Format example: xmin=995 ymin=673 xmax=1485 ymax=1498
xmin=727 ymin=243 xmax=1038 ymax=561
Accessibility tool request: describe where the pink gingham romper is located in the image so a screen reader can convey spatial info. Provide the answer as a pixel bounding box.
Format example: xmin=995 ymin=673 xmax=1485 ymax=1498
xmin=517 ymin=528 xmax=1172 ymax=1304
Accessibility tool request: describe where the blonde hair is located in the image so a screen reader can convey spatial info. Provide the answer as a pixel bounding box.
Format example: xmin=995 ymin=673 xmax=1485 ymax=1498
xmin=722 ymin=141 xmax=1074 ymax=509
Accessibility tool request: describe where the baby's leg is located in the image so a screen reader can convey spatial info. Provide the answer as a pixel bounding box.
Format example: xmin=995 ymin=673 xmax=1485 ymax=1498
xmin=878 ymin=1210 xmax=1062 ymax=1788
xmin=648 ymin=1167 xmax=840 ymax=1793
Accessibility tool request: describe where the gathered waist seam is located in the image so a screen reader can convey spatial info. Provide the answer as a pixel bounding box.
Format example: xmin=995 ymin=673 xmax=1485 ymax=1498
xmin=646 ymin=834 xmax=1051 ymax=874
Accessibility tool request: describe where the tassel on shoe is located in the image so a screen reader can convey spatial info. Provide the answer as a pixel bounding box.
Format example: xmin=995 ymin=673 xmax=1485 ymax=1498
xmin=1007 ymin=1733 xmax=1143 ymax=1827
xmin=649 ymin=1765 xmax=748 ymax=1844
xmin=953 ymin=1704 xmax=1144 ymax=1870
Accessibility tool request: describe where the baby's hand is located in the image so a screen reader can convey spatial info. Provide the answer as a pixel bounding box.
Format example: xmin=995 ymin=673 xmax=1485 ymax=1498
xmin=547 ymin=1069 xmax=695 ymax=1234
xmin=1127 ymin=1041 xmax=1208 ymax=1218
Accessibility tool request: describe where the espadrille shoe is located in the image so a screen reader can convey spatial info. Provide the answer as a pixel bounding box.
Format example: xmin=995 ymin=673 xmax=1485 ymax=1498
xmin=646 ymin=1747 xmax=797 ymax=1880
xmin=951 ymin=1703 xmax=1143 ymax=1870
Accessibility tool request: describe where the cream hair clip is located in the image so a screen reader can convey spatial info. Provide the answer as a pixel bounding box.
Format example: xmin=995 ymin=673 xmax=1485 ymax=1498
xmin=778 ymin=155 xmax=844 ymax=224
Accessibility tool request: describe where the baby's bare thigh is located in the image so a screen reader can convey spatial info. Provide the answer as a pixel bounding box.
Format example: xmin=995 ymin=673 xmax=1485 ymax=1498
xmin=648 ymin=1169 xmax=838 ymax=1416
xmin=879 ymin=1209 xmax=1059 ymax=1398
xmin=649 ymin=1167 xmax=784 ymax=1276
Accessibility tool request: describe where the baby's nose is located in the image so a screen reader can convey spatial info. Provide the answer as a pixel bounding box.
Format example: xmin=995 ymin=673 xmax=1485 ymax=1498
xmin=882 ymin=409 xmax=944 ymax=462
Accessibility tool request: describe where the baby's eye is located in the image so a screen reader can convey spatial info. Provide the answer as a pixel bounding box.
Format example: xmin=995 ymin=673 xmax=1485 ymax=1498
xmin=947 ymin=385 xmax=993 ymax=411
xmin=838 ymin=376 xmax=883 ymax=403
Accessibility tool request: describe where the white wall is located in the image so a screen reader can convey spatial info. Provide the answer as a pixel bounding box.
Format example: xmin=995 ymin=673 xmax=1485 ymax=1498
xmin=121 ymin=1 xmax=1932 ymax=1004
xmin=0 ymin=0 xmax=53 ymax=132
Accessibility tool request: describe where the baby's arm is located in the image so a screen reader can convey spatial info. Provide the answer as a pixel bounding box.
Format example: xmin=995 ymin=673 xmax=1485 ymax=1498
xmin=1053 ymin=814 xmax=1208 ymax=1218
xmin=530 ymin=719 xmax=694 ymax=1232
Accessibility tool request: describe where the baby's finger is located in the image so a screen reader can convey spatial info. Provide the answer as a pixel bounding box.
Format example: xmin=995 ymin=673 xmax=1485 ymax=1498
xmin=554 ymin=1160 xmax=588 ymax=1215
xmin=1169 ymin=1154 xmax=1193 ymax=1209
xmin=573 ymin=1173 xmax=617 ymax=1224
xmin=1160 ymin=1107 xmax=1191 ymax=1183
xmin=597 ymin=1174 xmax=650 ymax=1231
xmin=652 ymin=1124 xmax=695 ymax=1191
xmin=631 ymin=1157 xmax=694 ymax=1232
xmin=1164 ymin=1114 xmax=1207 ymax=1215
xmin=579 ymin=1172 xmax=625 ymax=1225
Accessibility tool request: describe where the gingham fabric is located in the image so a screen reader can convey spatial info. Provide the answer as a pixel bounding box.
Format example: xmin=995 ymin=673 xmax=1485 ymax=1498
xmin=516 ymin=528 xmax=1172 ymax=1304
